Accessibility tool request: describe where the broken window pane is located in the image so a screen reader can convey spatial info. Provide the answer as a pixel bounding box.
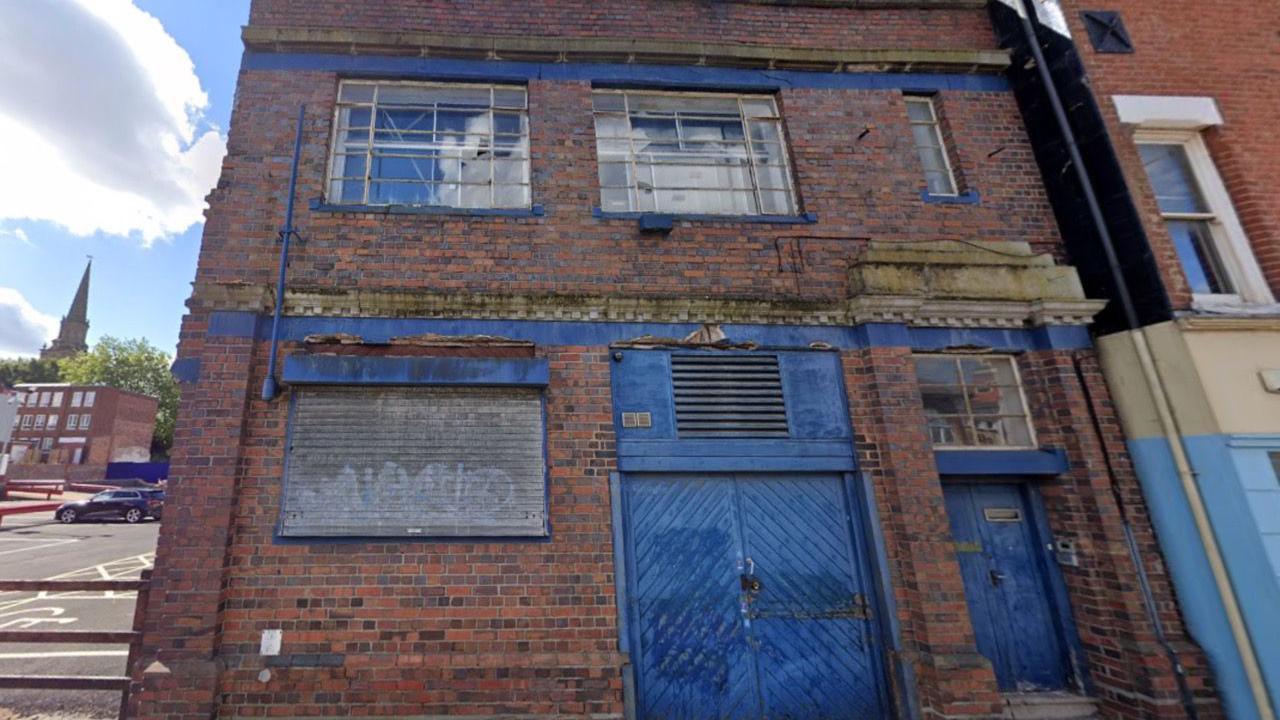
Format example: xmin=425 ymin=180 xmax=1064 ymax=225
xmin=591 ymin=90 xmax=797 ymax=215
xmin=327 ymin=82 xmax=530 ymax=208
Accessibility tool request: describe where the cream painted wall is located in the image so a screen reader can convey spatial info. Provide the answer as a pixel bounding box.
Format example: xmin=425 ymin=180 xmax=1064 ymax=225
xmin=1183 ymin=326 xmax=1280 ymax=435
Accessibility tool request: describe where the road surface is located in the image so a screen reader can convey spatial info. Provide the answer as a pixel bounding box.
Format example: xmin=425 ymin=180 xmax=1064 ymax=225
xmin=0 ymin=512 xmax=158 ymax=720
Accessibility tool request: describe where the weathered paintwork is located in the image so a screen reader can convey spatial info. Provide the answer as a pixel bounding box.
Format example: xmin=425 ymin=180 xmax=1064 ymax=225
xmin=943 ymin=483 xmax=1072 ymax=692
xmin=620 ymin=473 xmax=887 ymax=719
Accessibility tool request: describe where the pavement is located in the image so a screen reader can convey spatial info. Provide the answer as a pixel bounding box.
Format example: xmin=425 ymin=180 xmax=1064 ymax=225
xmin=0 ymin=511 xmax=158 ymax=720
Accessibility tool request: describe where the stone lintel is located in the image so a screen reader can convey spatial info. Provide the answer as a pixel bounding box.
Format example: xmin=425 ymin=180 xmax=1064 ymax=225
xmin=240 ymin=26 xmax=1009 ymax=75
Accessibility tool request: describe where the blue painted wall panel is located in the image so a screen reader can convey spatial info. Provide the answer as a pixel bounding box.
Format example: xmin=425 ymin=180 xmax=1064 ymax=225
xmin=206 ymin=312 xmax=1096 ymax=352
xmin=242 ymin=51 xmax=1010 ymax=93
xmin=282 ymin=354 xmax=549 ymax=387
xmin=1128 ymin=436 xmax=1280 ymax=720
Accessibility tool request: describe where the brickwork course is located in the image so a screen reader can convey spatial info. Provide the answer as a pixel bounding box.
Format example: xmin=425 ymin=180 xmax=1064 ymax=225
xmin=131 ymin=1 xmax=1221 ymax=718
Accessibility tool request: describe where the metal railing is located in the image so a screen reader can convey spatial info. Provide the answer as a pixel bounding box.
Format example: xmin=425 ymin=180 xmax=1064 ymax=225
xmin=0 ymin=570 xmax=151 ymax=719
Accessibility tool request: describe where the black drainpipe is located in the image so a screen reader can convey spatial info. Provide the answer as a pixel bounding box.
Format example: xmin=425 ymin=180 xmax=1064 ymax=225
xmin=1013 ymin=2 xmax=1197 ymax=715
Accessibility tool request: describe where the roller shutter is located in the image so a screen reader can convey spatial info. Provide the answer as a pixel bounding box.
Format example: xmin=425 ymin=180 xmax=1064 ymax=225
xmin=280 ymin=385 xmax=548 ymax=538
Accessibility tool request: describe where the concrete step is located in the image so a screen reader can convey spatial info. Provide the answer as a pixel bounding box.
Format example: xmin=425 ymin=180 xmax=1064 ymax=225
xmin=1002 ymin=691 xmax=1100 ymax=720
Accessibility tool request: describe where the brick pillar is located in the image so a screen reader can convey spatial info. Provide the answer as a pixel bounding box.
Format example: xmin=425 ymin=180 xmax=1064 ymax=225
xmin=842 ymin=348 xmax=1003 ymax=719
xmin=129 ymin=310 xmax=257 ymax=719
xmin=1019 ymin=350 xmax=1222 ymax=720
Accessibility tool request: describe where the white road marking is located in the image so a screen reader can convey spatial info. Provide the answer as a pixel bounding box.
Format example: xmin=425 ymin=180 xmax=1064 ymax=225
xmin=0 ymin=537 xmax=78 ymax=557
xmin=0 ymin=650 xmax=127 ymax=659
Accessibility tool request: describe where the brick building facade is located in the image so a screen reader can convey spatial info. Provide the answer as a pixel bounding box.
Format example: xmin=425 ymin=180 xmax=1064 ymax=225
xmin=8 ymin=384 xmax=156 ymax=468
xmin=133 ymin=1 xmax=1222 ymax=718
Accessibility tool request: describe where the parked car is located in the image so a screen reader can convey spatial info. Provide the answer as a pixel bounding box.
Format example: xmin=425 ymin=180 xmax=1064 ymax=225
xmin=54 ymin=489 xmax=163 ymax=524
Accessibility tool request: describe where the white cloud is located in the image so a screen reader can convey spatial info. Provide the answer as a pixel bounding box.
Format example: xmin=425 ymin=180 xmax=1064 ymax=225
xmin=0 ymin=0 xmax=226 ymax=243
xmin=0 ymin=227 xmax=31 ymax=246
xmin=0 ymin=288 xmax=58 ymax=359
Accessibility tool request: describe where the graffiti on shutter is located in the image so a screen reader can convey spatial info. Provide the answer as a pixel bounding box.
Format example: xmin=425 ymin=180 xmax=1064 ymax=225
xmin=281 ymin=386 xmax=547 ymax=537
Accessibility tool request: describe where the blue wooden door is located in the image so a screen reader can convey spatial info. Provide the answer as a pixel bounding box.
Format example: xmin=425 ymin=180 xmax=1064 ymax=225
xmin=943 ymin=483 xmax=1071 ymax=692
xmin=622 ymin=473 xmax=887 ymax=719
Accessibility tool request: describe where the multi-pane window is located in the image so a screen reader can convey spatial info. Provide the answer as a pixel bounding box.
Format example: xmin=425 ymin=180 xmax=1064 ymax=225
xmin=83 ymin=391 xmax=95 ymax=407
xmin=20 ymin=415 xmax=31 ymax=429
xmin=327 ymin=81 xmax=530 ymax=209
xmin=71 ymin=391 xmax=82 ymax=407
xmin=79 ymin=414 xmax=91 ymax=430
xmin=38 ymin=392 xmax=49 ymax=407
xmin=33 ymin=415 xmax=45 ymax=430
xmin=905 ymin=96 xmax=958 ymax=196
xmin=1137 ymin=140 xmax=1235 ymax=296
xmin=592 ymin=91 xmax=797 ymax=216
xmin=47 ymin=414 xmax=58 ymax=430
xmin=51 ymin=392 xmax=63 ymax=406
xmin=914 ymin=355 xmax=1035 ymax=448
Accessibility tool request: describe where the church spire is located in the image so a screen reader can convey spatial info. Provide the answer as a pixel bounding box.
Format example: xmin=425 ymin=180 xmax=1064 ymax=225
xmin=40 ymin=259 xmax=91 ymax=361
xmin=67 ymin=259 xmax=90 ymax=324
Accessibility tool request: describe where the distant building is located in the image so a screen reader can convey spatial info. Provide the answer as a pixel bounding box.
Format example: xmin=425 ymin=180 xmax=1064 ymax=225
xmin=8 ymin=383 xmax=156 ymax=467
xmin=0 ymin=385 xmax=19 ymax=477
xmin=40 ymin=260 xmax=91 ymax=361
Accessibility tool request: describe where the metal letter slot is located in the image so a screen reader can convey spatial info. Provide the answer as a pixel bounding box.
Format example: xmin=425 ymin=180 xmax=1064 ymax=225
xmin=983 ymin=507 xmax=1022 ymax=522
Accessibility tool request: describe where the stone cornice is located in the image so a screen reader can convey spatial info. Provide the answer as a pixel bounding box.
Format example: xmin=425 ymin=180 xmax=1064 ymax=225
xmin=241 ymin=26 xmax=1009 ymax=75
xmin=188 ymin=282 xmax=1102 ymax=330
xmin=1177 ymin=314 xmax=1280 ymax=332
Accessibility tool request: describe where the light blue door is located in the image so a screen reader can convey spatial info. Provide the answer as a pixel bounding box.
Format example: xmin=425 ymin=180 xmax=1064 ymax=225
xmin=622 ymin=473 xmax=887 ymax=719
xmin=944 ymin=483 xmax=1072 ymax=692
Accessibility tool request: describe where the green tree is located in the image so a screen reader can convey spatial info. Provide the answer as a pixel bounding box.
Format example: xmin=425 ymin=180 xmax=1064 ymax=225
xmin=59 ymin=337 xmax=178 ymax=460
xmin=0 ymin=357 xmax=62 ymax=386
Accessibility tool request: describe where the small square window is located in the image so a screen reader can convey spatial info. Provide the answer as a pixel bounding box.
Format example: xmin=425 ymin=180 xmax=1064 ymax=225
xmin=914 ymin=355 xmax=1035 ymax=448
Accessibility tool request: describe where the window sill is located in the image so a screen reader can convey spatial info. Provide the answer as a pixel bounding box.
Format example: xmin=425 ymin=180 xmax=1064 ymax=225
xmin=309 ymin=199 xmax=544 ymax=218
xmin=920 ymin=189 xmax=980 ymax=205
xmin=592 ymin=208 xmax=818 ymax=225
xmin=1190 ymin=296 xmax=1280 ymax=315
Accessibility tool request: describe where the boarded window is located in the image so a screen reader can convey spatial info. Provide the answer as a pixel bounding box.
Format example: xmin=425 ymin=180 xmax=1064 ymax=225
xmin=281 ymin=386 xmax=548 ymax=538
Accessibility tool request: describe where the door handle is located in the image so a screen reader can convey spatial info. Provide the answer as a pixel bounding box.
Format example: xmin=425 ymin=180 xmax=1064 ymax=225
xmin=989 ymin=569 xmax=1005 ymax=587
xmin=740 ymin=574 xmax=762 ymax=594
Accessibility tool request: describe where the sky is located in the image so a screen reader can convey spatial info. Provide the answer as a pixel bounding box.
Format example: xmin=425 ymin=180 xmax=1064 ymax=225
xmin=0 ymin=0 xmax=251 ymax=359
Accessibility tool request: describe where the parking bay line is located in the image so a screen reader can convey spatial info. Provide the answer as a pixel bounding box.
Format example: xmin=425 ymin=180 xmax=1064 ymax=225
xmin=0 ymin=650 xmax=128 ymax=659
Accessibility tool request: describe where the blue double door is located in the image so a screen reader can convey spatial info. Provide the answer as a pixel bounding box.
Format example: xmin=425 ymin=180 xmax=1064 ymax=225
xmin=943 ymin=482 xmax=1075 ymax=692
xmin=621 ymin=473 xmax=887 ymax=720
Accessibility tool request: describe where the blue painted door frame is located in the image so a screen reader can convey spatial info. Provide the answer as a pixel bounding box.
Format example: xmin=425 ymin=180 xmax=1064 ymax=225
xmin=943 ymin=482 xmax=1085 ymax=693
xmin=618 ymin=472 xmax=891 ymax=719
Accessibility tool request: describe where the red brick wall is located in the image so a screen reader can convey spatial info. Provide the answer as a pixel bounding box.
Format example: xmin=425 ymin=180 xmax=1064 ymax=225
xmin=132 ymin=0 xmax=1215 ymax=717
xmin=195 ymin=73 xmax=1060 ymax=299
xmin=1058 ymin=0 xmax=1280 ymax=307
xmin=248 ymin=0 xmax=996 ymax=53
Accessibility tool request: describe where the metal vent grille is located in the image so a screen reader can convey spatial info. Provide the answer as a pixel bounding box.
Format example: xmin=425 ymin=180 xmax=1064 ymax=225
xmin=672 ymin=354 xmax=789 ymax=437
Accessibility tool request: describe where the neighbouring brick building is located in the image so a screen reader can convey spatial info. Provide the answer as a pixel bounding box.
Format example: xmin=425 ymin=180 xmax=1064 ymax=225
xmin=988 ymin=2 xmax=1280 ymax=719
xmin=7 ymin=384 xmax=157 ymax=473
xmin=133 ymin=1 xmax=1225 ymax=718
